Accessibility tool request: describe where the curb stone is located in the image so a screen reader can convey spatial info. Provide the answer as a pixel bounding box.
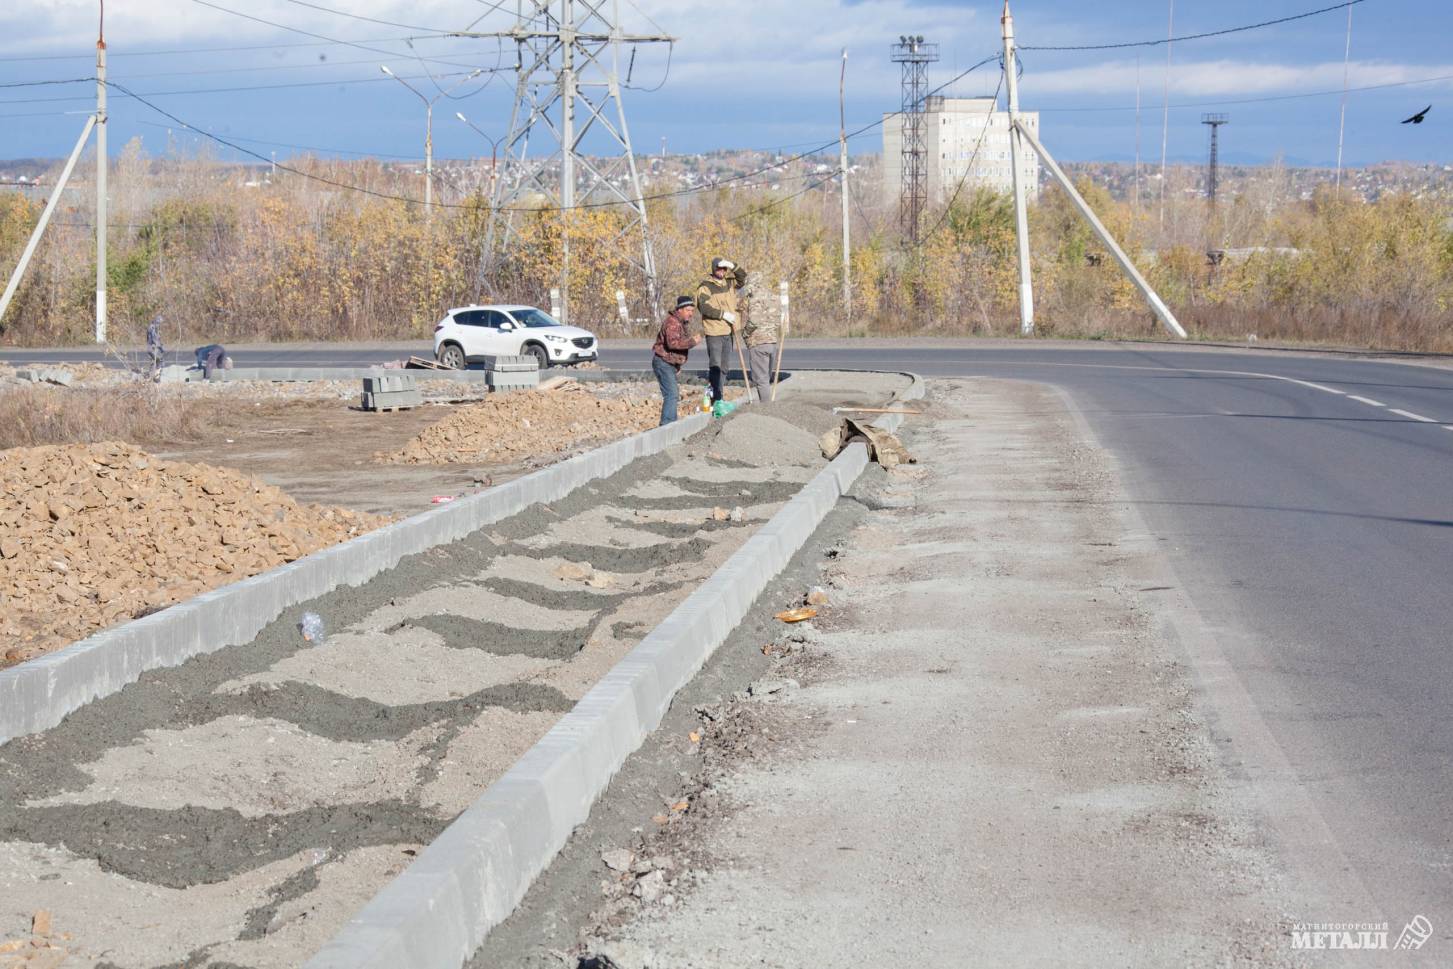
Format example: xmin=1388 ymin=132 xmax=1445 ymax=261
xmin=304 ymin=373 xmax=926 ymax=969
xmin=0 ymin=414 xmax=709 ymax=745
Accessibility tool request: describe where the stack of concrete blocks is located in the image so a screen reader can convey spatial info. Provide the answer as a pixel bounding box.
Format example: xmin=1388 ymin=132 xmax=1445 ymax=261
xmin=482 ymin=354 xmax=540 ymax=393
xmin=361 ymin=373 xmax=423 ymax=411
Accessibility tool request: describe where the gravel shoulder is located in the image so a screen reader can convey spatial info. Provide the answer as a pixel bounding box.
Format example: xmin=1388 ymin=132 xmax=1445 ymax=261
xmin=498 ymin=378 xmax=1307 ymax=968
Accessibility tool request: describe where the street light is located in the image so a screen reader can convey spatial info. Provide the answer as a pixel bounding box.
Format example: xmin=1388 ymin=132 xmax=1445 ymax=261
xmin=380 ymin=65 xmax=483 ymax=213
xmin=456 ymin=111 xmax=504 ymax=203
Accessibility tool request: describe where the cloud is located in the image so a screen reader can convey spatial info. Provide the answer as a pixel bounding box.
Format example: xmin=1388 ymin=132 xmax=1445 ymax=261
xmin=1020 ymin=58 xmax=1453 ymax=101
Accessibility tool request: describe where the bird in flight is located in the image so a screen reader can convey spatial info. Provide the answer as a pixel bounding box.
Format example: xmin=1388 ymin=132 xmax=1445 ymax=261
xmin=1402 ymin=105 xmax=1432 ymax=124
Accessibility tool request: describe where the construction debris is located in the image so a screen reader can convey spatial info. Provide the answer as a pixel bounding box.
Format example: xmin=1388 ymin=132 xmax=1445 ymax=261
xmin=0 ymin=441 xmax=388 ymax=666
xmin=379 ymin=382 xmax=659 ymax=466
xmin=819 ymin=417 xmax=915 ymax=469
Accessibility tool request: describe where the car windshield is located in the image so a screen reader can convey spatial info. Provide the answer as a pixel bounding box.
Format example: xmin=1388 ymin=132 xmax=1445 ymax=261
xmin=511 ymin=308 xmax=563 ymax=329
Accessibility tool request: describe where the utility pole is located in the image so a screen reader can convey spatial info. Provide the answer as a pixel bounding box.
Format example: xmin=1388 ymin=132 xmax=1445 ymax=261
xmin=1158 ymin=0 xmax=1175 ymax=230
xmin=1001 ymin=2 xmax=1033 ymax=335
xmin=1134 ymin=55 xmax=1142 ymax=212
xmin=456 ymin=112 xmax=502 ymax=202
xmin=839 ymin=48 xmax=851 ymax=320
xmin=470 ymin=1 xmax=673 ymax=322
xmin=1335 ymin=1 xmax=1353 ymax=191
xmin=95 ymin=0 xmax=107 ymax=344
xmin=999 ymin=1 xmax=1186 ymax=340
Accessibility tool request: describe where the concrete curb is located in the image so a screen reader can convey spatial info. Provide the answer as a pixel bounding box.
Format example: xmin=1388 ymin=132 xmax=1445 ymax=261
xmin=305 ymin=372 xmax=928 ymax=969
xmin=0 ymin=414 xmax=708 ymax=746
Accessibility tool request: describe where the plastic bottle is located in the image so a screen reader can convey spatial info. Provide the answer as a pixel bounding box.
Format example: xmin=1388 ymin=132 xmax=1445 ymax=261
xmin=701 ymin=388 xmax=711 ymax=413
xmin=298 ymin=611 xmax=326 ymax=646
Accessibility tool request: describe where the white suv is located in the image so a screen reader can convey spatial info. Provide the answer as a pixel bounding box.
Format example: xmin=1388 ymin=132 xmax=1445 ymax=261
xmin=433 ymin=304 xmax=599 ymax=370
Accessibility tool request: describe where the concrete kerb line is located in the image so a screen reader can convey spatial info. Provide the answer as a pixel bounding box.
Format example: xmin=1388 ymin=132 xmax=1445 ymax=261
xmin=0 ymin=413 xmax=710 ymax=746
xmin=305 ymin=372 xmax=927 ymax=969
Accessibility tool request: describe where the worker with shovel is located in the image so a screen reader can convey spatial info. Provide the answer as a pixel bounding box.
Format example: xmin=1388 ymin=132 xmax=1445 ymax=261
xmin=694 ymin=256 xmax=748 ymax=405
xmin=741 ymin=272 xmax=780 ymax=403
xmin=651 ymin=295 xmax=703 ymax=425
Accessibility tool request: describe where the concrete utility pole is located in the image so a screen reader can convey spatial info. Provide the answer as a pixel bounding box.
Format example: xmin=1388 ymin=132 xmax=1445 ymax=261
xmin=456 ymin=112 xmax=503 ymax=201
xmin=839 ymin=48 xmax=851 ymax=320
xmin=468 ymin=0 xmax=673 ymax=322
xmin=1000 ymin=2 xmax=1186 ymax=340
xmin=1335 ymin=1 xmax=1353 ymax=191
xmin=95 ymin=0 xmax=107 ymax=344
xmin=0 ymin=117 xmax=97 ymax=326
xmin=1158 ymin=0 xmax=1175 ymax=230
xmin=1001 ymin=2 xmax=1034 ymax=335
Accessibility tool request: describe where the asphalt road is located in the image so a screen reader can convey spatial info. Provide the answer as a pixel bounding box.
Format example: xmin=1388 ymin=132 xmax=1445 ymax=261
xmin=7 ymin=338 xmax=1451 ymax=938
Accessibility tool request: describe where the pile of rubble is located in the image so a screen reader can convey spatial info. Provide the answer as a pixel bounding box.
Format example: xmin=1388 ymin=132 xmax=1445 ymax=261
xmin=380 ymin=382 xmax=659 ymax=465
xmin=0 ymin=441 xmax=388 ymax=666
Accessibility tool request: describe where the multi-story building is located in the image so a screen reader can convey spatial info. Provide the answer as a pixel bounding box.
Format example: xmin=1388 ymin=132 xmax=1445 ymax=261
xmin=882 ymin=96 xmax=1040 ymax=205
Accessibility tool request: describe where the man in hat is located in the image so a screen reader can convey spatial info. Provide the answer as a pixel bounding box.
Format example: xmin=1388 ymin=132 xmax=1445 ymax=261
xmin=652 ymin=296 xmax=703 ymax=425
xmin=694 ymin=257 xmax=747 ymax=404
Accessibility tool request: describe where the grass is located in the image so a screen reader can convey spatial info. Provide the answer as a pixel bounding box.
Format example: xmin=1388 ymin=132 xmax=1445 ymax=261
xmin=0 ymin=382 xmax=205 ymax=450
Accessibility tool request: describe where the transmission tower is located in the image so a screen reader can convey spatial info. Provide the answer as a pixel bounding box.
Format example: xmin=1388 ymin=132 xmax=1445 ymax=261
xmin=465 ymin=2 xmax=673 ymax=323
xmin=1202 ymin=113 xmax=1229 ymax=204
xmin=891 ymin=34 xmax=938 ymax=244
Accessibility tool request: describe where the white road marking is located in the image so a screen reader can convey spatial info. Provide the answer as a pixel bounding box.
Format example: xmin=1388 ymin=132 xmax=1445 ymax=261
xmin=1347 ymin=395 xmax=1386 ymax=407
xmin=1280 ymin=378 xmax=1346 ymax=395
xmin=1390 ymin=409 xmax=1438 ymax=423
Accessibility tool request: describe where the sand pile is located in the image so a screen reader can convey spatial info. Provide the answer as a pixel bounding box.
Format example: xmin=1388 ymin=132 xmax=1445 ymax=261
xmin=381 ymin=383 xmax=659 ymax=465
xmin=704 ymin=411 xmax=824 ymax=467
xmin=0 ymin=441 xmax=388 ymax=666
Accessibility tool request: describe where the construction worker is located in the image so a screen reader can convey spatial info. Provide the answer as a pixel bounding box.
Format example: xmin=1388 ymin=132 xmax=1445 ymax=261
xmin=694 ymin=256 xmax=747 ymax=404
xmin=194 ymin=344 xmax=233 ymax=380
xmin=146 ymin=316 xmax=165 ymax=377
xmin=651 ymin=296 xmax=703 ymax=425
xmin=741 ymin=273 xmax=780 ymax=402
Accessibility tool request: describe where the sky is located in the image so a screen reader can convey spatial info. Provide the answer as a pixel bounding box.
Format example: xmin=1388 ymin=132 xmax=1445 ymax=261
xmin=0 ymin=0 xmax=1450 ymax=169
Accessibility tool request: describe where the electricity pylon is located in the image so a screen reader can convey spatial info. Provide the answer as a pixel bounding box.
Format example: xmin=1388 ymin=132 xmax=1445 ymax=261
xmin=462 ymin=1 xmax=673 ymax=324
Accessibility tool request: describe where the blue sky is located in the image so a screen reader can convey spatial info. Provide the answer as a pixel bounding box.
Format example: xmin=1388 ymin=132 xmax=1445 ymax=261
xmin=0 ymin=1 xmax=1449 ymax=168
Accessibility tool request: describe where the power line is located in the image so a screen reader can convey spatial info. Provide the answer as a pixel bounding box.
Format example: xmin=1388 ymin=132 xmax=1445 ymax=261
xmin=275 ymin=0 xmax=483 ymax=35
xmin=0 ymin=77 xmax=94 ymax=88
xmin=103 ymin=53 xmax=1003 ymax=215
xmin=188 ymin=0 xmax=485 ymax=68
xmin=1035 ymin=70 xmax=1453 ymax=114
xmin=130 ymin=119 xmax=417 ymax=159
xmin=0 ymin=67 xmax=503 ymax=106
xmin=920 ymin=71 xmax=1006 ymax=244
xmin=1020 ymin=0 xmax=1365 ymax=52
xmin=0 ymin=34 xmax=468 ymax=63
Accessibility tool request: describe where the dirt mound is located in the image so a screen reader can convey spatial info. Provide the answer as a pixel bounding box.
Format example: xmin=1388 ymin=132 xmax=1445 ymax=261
xmin=703 ymin=412 xmax=824 ymax=467
xmin=0 ymin=442 xmax=389 ymax=666
xmin=380 ymin=383 xmax=660 ymax=465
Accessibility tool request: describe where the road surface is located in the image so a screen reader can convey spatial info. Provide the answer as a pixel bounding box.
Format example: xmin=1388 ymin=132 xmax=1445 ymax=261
xmin=6 ymin=338 xmax=1450 ymax=937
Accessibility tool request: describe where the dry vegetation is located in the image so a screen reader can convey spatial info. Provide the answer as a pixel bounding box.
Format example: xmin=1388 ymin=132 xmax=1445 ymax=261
xmin=3 ymin=143 xmax=1453 ymax=351
xmin=0 ymin=381 xmax=205 ymax=449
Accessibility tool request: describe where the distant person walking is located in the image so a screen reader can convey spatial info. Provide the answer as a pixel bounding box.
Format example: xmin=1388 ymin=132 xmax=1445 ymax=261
xmin=146 ymin=316 xmax=165 ymax=377
xmin=652 ymin=296 xmax=703 ymax=425
xmin=194 ymin=344 xmax=232 ymax=380
xmin=694 ymin=257 xmax=747 ymax=404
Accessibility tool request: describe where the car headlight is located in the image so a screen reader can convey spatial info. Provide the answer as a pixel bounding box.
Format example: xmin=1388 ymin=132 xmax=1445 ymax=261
xmin=543 ymin=333 xmax=569 ymax=343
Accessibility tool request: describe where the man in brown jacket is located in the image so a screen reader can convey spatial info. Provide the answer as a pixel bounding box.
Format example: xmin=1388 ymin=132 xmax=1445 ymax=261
xmin=741 ymin=271 xmax=780 ymax=402
xmin=694 ymin=257 xmax=747 ymax=404
xmin=652 ymin=296 xmax=703 ymax=425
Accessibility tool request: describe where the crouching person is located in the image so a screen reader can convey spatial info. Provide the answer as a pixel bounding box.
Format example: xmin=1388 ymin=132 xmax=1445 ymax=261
xmin=652 ymin=296 xmax=702 ymax=425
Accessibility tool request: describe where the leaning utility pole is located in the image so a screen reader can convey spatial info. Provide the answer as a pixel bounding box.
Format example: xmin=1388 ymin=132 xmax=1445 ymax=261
xmin=466 ymin=1 xmax=672 ymax=324
xmin=1000 ymin=1 xmax=1187 ymax=340
xmin=839 ymin=48 xmax=851 ymax=320
xmin=891 ymin=34 xmax=937 ymax=244
xmin=1001 ymin=4 xmax=1034 ymax=334
xmin=95 ymin=1 xmax=107 ymax=343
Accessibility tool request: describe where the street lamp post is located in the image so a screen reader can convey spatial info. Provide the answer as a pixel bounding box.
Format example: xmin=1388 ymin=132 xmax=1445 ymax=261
xmin=455 ymin=112 xmax=503 ymax=202
xmin=380 ymin=66 xmax=482 ymax=215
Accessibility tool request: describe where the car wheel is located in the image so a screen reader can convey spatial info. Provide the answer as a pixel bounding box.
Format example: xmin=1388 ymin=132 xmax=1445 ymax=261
xmin=437 ymin=343 xmax=466 ymax=370
xmin=524 ymin=343 xmax=549 ymax=371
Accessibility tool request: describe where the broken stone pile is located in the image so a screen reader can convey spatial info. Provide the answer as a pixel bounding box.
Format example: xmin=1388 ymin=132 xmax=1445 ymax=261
xmin=379 ymin=382 xmax=659 ymax=465
xmin=0 ymin=441 xmax=388 ymax=666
